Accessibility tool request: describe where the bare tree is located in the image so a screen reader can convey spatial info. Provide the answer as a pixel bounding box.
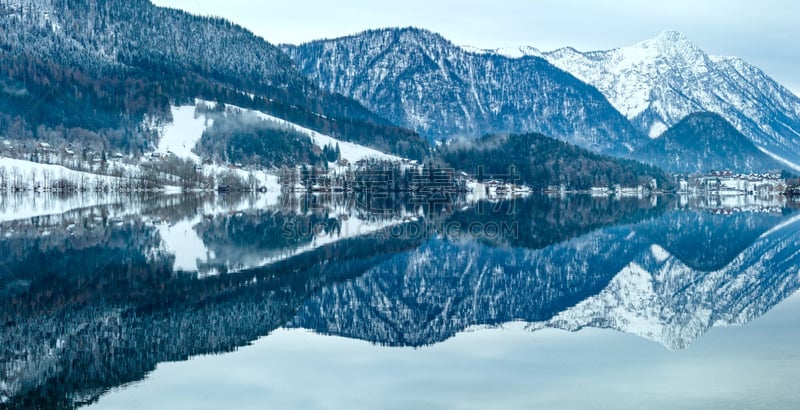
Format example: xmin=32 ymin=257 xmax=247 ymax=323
xmin=11 ymin=166 xmax=22 ymax=190
xmin=43 ymin=169 xmax=53 ymax=190
xmin=30 ymin=168 xmax=38 ymax=190
xmin=0 ymin=165 xmax=6 ymax=191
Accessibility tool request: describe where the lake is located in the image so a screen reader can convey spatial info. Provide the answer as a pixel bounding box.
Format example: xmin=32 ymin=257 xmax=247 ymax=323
xmin=1 ymin=192 xmax=799 ymax=409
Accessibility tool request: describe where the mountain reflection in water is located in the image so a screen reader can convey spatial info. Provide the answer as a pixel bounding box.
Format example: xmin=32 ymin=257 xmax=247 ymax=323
xmin=1 ymin=192 xmax=798 ymax=409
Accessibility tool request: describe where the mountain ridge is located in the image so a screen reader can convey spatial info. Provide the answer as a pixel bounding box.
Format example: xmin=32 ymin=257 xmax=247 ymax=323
xmin=285 ymin=26 xmax=649 ymax=156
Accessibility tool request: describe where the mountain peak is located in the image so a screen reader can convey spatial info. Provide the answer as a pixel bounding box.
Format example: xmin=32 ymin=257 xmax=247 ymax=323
xmin=395 ymin=26 xmax=452 ymax=44
xmin=653 ymin=30 xmax=689 ymax=44
xmin=369 ymin=26 xmax=444 ymax=41
xmin=544 ymin=28 xmax=800 ymax=170
xmin=307 ymin=26 xmax=455 ymax=51
xmin=637 ymin=30 xmax=702 ymax=56
xmin=669 ymin=111 xmax=744 ymax=141
xmin=461 ymin=45 xmax=543 ymax=59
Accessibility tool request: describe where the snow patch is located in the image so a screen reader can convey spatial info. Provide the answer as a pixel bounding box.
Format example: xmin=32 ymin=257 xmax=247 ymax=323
xmin=648 ymin=122 xmax=668 ymax=139
xmin=155 ymin=105 xmax=212 ymax=163
xmin=756 ymin=146 xmax=800 ymax=172
xmin=650 ymin=244 xmax=670 ymax=263
xmin=622 ymin=142 xmax=634 ymax=153
xmin=157 ymin=217 xmax=207 ymax=272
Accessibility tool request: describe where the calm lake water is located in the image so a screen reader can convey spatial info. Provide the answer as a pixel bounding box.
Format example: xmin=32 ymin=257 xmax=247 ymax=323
xmin=1 ymin=192 xmax=799 ymax=409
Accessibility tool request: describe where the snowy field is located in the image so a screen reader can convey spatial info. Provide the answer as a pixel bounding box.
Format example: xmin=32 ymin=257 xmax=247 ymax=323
xmin=144 ymin=99 xmax=406 ymax=190
xmin=152 ymin=99 xmax=400 ymax=165
xmin=0 ymin=157 xmax=121 ymax=189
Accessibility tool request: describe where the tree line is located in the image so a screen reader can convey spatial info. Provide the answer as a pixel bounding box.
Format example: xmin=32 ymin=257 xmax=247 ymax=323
xmin=440 ymin=133 xmax=676 ymax=191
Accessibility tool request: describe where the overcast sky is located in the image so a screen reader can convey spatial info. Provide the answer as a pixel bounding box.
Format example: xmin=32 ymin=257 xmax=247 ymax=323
xmin=152 ymin=0 xmax=800 ymax=95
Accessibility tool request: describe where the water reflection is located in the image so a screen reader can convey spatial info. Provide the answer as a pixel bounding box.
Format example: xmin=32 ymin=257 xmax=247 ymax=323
xmin=0 ymin=192 xmax=798 ymax=409
xmin=289 ymin=198 xmax=800 ymax=350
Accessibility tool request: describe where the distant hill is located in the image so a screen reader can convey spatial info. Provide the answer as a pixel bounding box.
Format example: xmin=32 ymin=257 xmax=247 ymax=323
xmin=635 ymin=112 xmax=784 ymax=173
xmin=440 ymin=132 xmax=675 ymax=190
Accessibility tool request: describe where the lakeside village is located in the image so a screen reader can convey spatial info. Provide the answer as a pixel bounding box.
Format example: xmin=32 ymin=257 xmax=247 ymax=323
xmin=1 ymin=138 xmax=799 ymax=198
xmin=580 ymin=171 xmax=793 ymax=197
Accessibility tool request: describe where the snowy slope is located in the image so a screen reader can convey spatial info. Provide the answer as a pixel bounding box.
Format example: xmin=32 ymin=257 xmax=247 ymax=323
xmin=0 ymin=158 xmax=119 ymax=187
xmin=219 ymin=102 xmax=402 ymax=163
xmin=0 ymin=158 xmax=123 ymax=212
xmin=151 ymin=99 xmax=401 ymax=165
xmin=541 ymin=30 xmax=800 ymax=170
xmin=155 ymin=105 xmax=212 ymax=162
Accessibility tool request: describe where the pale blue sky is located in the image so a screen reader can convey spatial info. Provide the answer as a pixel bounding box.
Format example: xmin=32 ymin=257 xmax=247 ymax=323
xmin=152 ymin=0 xmax=800 ymax=95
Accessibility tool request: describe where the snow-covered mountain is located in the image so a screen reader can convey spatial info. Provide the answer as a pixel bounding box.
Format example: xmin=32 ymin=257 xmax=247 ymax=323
xmin=541 ymin=30 xmax=800 ymax=170
xmin=1 ymin=0 xmax=307 ymax=104
xmin=284 ymin=27 xmax=647 ymax=156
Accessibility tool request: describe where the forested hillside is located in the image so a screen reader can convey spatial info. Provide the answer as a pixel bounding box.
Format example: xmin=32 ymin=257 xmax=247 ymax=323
xmin=0 ymin=0 xmax=429 ymax=159
xmin=441 ymin=133 xmax=675 ymax=190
